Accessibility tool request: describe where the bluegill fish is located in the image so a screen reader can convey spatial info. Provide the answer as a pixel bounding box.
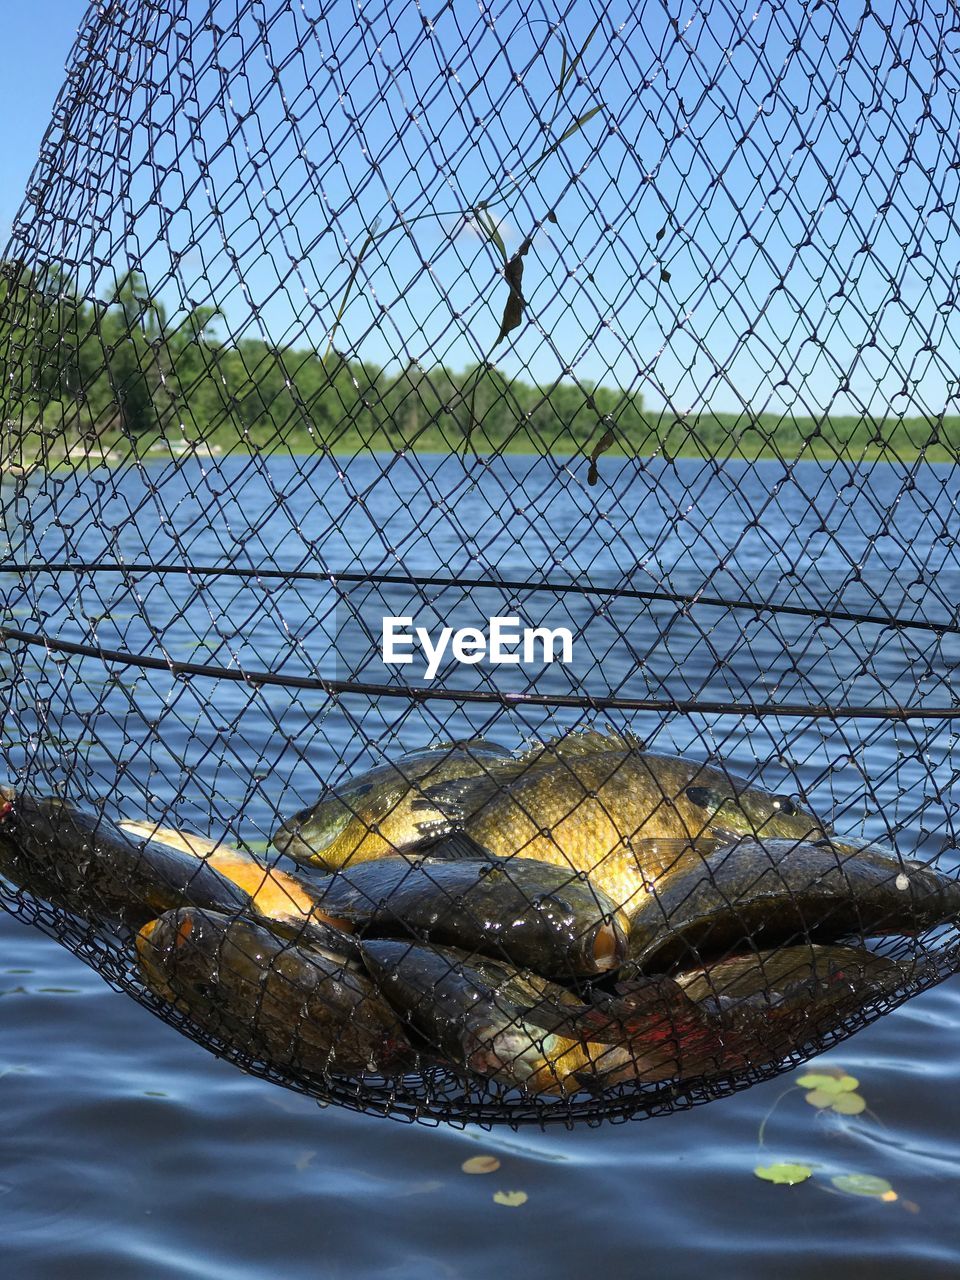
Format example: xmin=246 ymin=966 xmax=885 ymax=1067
xmin=627 ymin=837 xmax=960 ymax=972
xmin=0 ymin=791 xmax=353 ymax=953
xmin=137 ymin=908 xmax=416 ymax=1077
xmin=360 ymin=939 xmax=708 ymax=1094
xmin=418 ymin=730 xmax=827 ymax=911
xmin=121 ymin=820 xmax=358 ymax=953
xmin=272 ymin=739 xmax=514 ymax=870
xmin=0 ymin=789 xmax=247 ymax=928
xmin=580 ymin=944 xmax=917 ymax=1092
xmin=313 ymin=843 xmax=627 ymax=977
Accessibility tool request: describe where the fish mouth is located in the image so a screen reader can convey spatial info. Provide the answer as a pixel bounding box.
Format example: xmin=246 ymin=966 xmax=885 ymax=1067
xmin=466 ymin=1022 xmax=550 ymax=1085
xmin=589 ymin=919 xmax=626 ymax=972
xmin=275 ymin=803 xmax=352 ymax=857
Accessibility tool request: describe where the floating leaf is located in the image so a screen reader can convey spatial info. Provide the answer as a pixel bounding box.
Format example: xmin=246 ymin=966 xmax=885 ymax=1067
xmin=554 ymin=36 xmax=569 ymax=111
xmin=798 ymin=1071 xmax=859 ymax=1096
xmin=493 ymin=1189 xmax=528 ymax=1206
xmin=831 ymin=1174 xmax=894 ymax=1198
xmin=834 ymin=1075 xmax=860 ymax=1092
xmin=518 ymin=102 xmax=606 ymax=182
xmin=804 ymin=1089 xmax=836 ymax=1109
xmin=462 ymin=1155 xmax=501 ymax=1175
xmin=796 ymin=1073 xmax=838 ymax=1091
xmin=830 ymin=1092 xmax=866 ymax=1116
xmin=754 ymin=1163 xmax=813 ymax=1186
xmin=555 ymin=103 xmax=605 ymax=149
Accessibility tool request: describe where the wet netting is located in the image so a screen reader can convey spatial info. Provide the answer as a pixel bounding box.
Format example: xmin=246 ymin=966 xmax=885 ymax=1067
xmin=1 ymin=0 xmax=960 ymax=1129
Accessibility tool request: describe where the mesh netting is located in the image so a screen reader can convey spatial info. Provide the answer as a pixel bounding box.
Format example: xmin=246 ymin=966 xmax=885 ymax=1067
xmin=1 ymin=0 xmax=960 ymax=1129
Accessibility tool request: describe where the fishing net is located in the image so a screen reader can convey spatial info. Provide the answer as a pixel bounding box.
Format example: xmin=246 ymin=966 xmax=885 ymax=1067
xmin=1 ymin=0 xmax=959 ymax=1129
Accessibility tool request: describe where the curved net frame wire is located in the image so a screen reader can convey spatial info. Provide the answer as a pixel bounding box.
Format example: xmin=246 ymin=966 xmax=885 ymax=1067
xmin=1 ymin=0 xmax=959 ymax=1128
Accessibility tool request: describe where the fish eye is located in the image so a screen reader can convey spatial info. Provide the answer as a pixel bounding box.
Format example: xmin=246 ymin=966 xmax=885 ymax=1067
xmin=684 ymin=786 xmax=709 ymax=810
xmin=685 ymin=786 xmax=716 ymax=810
xmin=772 ymin=795 xmax=798 ymax=816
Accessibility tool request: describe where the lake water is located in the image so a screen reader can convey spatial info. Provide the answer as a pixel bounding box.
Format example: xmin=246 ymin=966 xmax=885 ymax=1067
xmin=2 ymin=452 xmax=959 ymax=1276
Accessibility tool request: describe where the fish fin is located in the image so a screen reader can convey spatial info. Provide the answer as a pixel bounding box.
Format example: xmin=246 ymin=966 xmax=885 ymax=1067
xmin=414 ymin=765 xmax=531 ymax=822
xmin=430 ymin=737 xmax=513 ymax=758
xmin=704 ymin=829 xmax=742 ymax=849
xmin=514 ymin=726 xmax=642 ymax=766
xmin=417 ymin=831 xmax=499 ymax=862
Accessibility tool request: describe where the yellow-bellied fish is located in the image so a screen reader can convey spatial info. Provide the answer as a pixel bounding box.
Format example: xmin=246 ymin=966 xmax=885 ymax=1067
xmin=272 ymin=739 xmax=514 ymax=870
xmin=0 ymin=790 xmax=354 ymax=953
xmin=417 ymin=730 xmax=827 ymax=912
xmin=0 ymin=789 xmax=247 ymax=928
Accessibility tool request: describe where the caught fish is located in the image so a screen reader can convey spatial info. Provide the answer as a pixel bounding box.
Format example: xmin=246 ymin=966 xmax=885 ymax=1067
xmin=314 ymin=842 xmax=627 ymax=977
xmin=628 ymin=837 xmax=960 ymax=972
xmin=0 ymin=790 xmax=353 ymax=952
xmin=273 ymin=739 xmax=514 ymax=870
xmin=361 ymin=940 xmax=706 ymax=1094
xmin=0 ymin=789 xmax=247 ymax=928
xmin=581 ymin=944 xmax=918 ymax=1092
xmin=419 ymin=730 xmax=827 ymax=911
xmin=137 ymin=827 xmax=358 ymax=953
xmin=119 ymin=820 xmax=220 ymax=857
xmin=137 ymin=909 xmax=415 ymax=1077
xmin=677 ymin=943 xmax=916 ymax=1016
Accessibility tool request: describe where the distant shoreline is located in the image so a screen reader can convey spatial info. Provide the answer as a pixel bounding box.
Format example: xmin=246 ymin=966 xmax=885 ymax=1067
xmin=9 ymin=422 xmax=960 ymax=473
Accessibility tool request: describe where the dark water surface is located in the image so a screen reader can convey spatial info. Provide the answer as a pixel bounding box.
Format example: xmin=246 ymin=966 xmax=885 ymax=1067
xmin=2 ymin=454 xmax=959 ymax=1276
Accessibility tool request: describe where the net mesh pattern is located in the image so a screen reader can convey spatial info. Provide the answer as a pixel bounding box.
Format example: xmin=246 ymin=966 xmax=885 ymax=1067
xmin=1 ymin=0 xmax=959 ymax=1128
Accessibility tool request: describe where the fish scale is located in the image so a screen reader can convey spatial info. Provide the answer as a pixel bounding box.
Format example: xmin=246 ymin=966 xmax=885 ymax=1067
xmin=420 ymin=746 xmax=827 ymax=911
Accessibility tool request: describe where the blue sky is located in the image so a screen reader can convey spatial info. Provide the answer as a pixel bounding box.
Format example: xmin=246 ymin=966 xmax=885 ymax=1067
xmin=0 ymin=3 xmax=87 ymax=244
xmin=3 ymin=1 xmax=959 ymax=420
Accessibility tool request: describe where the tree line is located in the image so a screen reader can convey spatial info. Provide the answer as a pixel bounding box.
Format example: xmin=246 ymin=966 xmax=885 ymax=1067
xmin=0 ymin=261 xmax=956 ymax=462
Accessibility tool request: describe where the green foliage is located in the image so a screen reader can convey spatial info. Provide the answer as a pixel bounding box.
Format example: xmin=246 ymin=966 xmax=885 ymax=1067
xmin=1 ymin=259 xmax=958 ymax=463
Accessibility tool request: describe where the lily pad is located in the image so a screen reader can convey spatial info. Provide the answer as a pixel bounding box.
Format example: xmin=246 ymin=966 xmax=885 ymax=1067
xmin=796 ymin=1073 xmax=838 ymax=1091
xmin=462 ymin=1156 xmax=501 ymax=1175
xmin=831 ymin=1092 xmax=866 ymax=1116
xmin=833 ymin=1075 xmax=860 ymax=1092
xmin=804 ymin=1089 xmax=836 ymax=1109
xmin=754 ymin=1163 xmax=813 ymax=1186
xmin=797 ymin=1072 xmax=859 ymax=1095
xmin=493 ymin=1190 xmax=528 ymax=1206
xmin=831 ymin=1174 xmax=894 ymax=1198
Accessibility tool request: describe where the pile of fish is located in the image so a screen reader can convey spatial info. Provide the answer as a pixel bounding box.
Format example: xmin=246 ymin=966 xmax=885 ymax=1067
xmin=1 ymin=728 xmax=959 ymax=1099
